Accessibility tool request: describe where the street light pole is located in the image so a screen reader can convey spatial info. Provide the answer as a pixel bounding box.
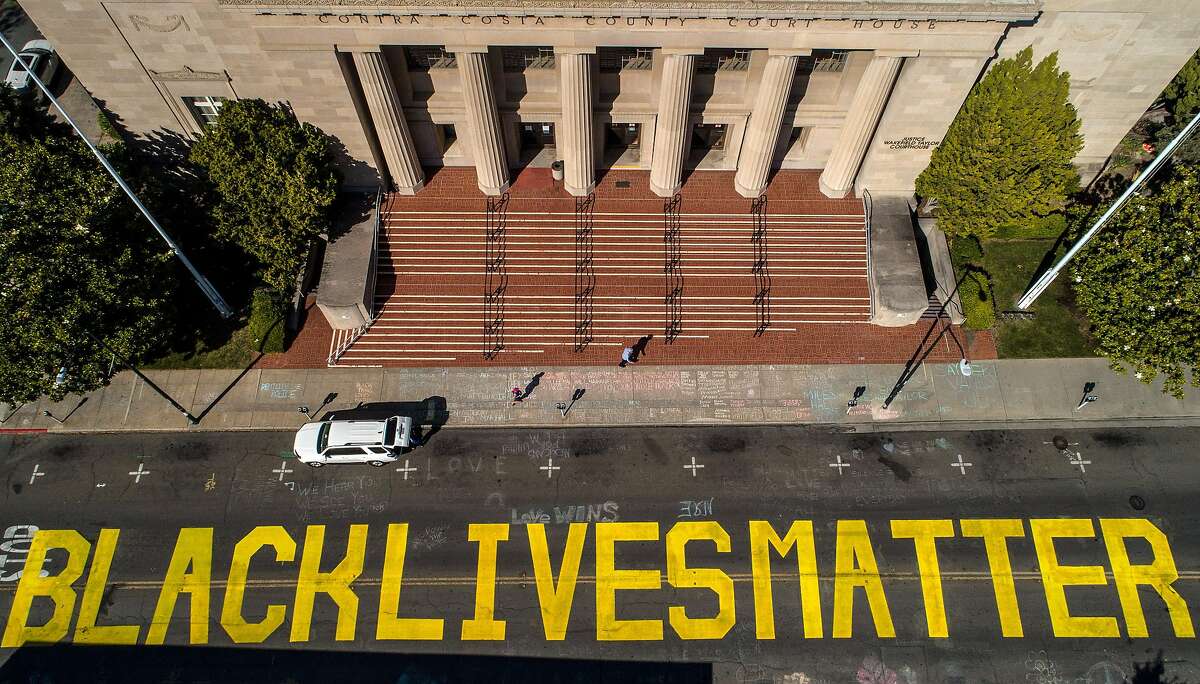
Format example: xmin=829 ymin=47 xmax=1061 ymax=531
xmin=0 ymin=31 xmax=233 ymax=318
xmin=1016 ymin=108 xmax=1200 ymax=310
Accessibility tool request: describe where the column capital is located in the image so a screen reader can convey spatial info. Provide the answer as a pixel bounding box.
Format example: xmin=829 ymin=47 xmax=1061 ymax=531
xmin=659 ymin=47 xmax=706 ymax=56
xmin=554 ymin=46 xmax=597 ymax=55
xmin=767 ymin=48 xmax=812 ymax=58
xmin=446 ymin=45 xmax=491 ymax=54
xmin=872 ymin=49 xmax=919 ymax=58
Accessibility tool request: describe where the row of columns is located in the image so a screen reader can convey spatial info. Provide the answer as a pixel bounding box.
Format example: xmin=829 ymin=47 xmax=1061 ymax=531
xmin=351 ymin=46 xmax=905 ymax=199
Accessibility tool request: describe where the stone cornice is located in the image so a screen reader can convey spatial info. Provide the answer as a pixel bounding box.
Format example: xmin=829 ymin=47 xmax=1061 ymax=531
xmin=217 ymin=0 xmax=1041 ymax=22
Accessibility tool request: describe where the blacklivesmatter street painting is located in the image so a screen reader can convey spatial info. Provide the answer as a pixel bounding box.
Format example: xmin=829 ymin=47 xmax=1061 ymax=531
xmin=0 ymin=518 xmax=1194 ymax=648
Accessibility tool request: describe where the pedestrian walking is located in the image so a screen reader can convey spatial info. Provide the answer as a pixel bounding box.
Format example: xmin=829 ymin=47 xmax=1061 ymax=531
xmin=619 ymin=346 xmax=634 ymax=368
xmin=511 ymin=387 xmax=524 ymax=405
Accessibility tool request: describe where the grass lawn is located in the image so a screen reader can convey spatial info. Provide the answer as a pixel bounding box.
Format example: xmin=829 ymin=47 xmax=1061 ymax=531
xmin=975 ymin=239 xmax=1096 ymax=358
xmin=144 ymin=323 xmax=259 ymax=370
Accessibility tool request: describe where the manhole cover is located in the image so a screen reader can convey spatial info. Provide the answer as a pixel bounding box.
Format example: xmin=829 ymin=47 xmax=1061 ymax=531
xmin=615 ymin=180 xmax=631 ymax=188
xmin=1129 ymin=495 xmax=1146 ymax=511
xmin=1051 ymin=435 xmax=1069 ymax=450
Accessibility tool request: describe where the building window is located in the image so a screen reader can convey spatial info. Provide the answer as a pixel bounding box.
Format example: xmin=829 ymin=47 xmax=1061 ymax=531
xmin=439 ymin=124 xmax=457 ymax=152
xmin=598 ymin=47 xmax=653 ymax=73
xmin=502 ymin=47 xmax=555 ymax=72
xmin=183 ymin=96 xmax=225 ymax=126
xmin=697 ymin=48 xmax=753 ymax=74
xmin=800 ymin=49 xmax=849 ymax=74
xmin=691 ymin=123 xmax=727 ymax=151
xmin=785 ymin=127 xmax=807 ymax=155
xmin=404 ymin=46 xmax=456 ymax=71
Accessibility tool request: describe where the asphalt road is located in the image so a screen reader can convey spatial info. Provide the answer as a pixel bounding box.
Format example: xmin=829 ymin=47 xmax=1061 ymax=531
xmin=0 ymin=425 xmax=1198 ymax=683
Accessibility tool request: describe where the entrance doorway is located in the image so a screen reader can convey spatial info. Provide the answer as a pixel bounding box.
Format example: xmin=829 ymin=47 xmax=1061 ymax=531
xmin=690 ymin=123 xmax=727 ymax=154
xmin=604 ymin=122 xmax=641 ymax=166
xmin=688 ymin=123 xmax=728 ymax=168
xmin=517 ymin=122 xmax=556 ymax=167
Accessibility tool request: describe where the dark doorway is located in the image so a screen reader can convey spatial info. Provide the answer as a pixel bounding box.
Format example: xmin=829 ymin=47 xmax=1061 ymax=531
xmin=688 ymin=123 xmax=727 ymax=166
xmin=604 ymin=122 xmax=641 ymax=165
xmin=517 ymin=121 xmax=556 ymax=166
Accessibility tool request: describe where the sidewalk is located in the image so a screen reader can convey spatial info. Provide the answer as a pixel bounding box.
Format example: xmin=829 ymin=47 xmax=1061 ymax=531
xmin=3 ymin=358 xmax=1197 ymax=434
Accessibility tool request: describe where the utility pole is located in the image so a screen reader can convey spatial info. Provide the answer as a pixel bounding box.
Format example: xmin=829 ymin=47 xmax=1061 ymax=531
xmin=1017 ymin=109 xmax=1200 ymax=310
xmin=0 ymin=32 xmax=233 ymax=318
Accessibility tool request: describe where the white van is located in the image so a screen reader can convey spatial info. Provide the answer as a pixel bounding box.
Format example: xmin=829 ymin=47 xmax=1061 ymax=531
xmin=292 ymin=416 xmax=414 ymax=467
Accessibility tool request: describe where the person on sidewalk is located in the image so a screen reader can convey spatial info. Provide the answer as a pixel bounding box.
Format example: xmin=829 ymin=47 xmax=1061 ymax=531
xmin=511 ymin=387 xmax=524 ymax=405
xmin=619 ymin=346 xmax=635 ymax=368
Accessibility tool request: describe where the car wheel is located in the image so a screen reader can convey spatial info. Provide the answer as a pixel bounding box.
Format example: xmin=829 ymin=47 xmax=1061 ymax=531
xmin=369 ymin=460 xmax=386 ymax=467
xmin=308 ymin=461 xmax=324 ymax=468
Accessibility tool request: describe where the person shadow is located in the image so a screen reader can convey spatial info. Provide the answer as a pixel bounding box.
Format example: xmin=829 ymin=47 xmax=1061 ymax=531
xmin=519 ymin=372 xmax=544 ymax=400
xmin=631 ymin=335 xmax=654 ymax=362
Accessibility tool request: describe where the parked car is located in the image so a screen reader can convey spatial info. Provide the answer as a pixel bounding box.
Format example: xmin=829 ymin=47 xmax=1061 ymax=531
xmin=292 ymin=416 xmax=414 ymax=467
xmin=5 ymin=40 xmax=59 ymax=94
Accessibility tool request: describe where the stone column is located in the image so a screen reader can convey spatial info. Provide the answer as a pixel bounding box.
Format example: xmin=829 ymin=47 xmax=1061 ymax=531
xmin=453 ymin=47 xmax=510 ymax=195
xmin=649 ymin=50 xmax=700 ymax=198
xmin=351 ymin=50 xmax=425 ymax=195
xmin=733 ymin=50 xmax=808 ymax=199
xmin=819 ymin=52 xmax=905 ymax=198
xmin=556 ymin=48 xmax=596 ymax=196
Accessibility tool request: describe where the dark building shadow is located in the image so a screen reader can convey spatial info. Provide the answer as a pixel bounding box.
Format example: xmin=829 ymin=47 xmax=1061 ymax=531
xmin=0 ymin=644 xmax=711 ymax=683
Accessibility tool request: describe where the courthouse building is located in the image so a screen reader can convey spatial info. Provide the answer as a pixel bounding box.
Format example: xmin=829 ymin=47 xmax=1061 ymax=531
xmin=21 ymin=0 xmax=1200 ymax=199
xmin=19 ymin=0 xmax=1200 ymax=367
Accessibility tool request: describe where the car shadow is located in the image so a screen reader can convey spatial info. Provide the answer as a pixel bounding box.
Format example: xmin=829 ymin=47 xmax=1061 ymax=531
xmin=322 ymin=397 xmax=449 ymax=445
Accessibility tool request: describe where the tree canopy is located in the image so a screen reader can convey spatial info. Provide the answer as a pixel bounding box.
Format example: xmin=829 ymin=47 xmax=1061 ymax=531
xmin=1071 ymin=164 xmax=1200 ymax=397
xmin=189 ymin=99 xmax=339 ymax=292
xmin=0 ymin=85 xmax=176 ymax=406
xmin=916 ymin=48 xmax=1084 ymax=239
xmin=1163 ymin=49 xmax=1200 ymax=123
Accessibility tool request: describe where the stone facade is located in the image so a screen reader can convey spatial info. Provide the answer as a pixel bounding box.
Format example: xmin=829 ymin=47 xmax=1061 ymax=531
xmin=19 ymin=0 xmax=1200 ymax=195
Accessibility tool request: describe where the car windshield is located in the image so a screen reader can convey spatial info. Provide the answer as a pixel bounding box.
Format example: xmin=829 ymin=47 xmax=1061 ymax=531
xmin=12 ymin=59 xmax=28 ymax=72
xmin=317 ymin=423 xmax=331 ymax=451
xmin=384 ymin=417 xmax=397 ymax=445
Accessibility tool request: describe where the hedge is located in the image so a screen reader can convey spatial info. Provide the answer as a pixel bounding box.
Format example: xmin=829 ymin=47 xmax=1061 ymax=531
xmin=247 ymin=288 xmax=287 ymax=354
xmin=958 ymin=272 xmax=996 ymax=330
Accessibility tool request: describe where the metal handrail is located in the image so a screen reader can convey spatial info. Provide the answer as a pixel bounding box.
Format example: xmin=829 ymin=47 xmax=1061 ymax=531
xmin=862 ymin=188 xmax=875 ymax=320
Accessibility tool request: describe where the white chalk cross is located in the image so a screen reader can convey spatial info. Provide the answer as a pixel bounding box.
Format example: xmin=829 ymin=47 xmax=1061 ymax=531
xmin=128 ymin=462 xmax=151 ymax=484
xmin=539 ymin=457 xmax=561 ymax=479
xmin=683 ymin=456 xmax=705 ymax=477
xmin=28 ymin=464 xmax=45 ymax=485
xmin=829 ymin=454 xmax=850 ymax=475
xmin=950 ymin=454 xmax=973 ymax=475
xmin=395 ymin=459 xmax=417 ymax=480
xmin=272 ymin=461 xmax=294 ymax=481
xmin=1069 ymin=451 xmax=1092 ymax=473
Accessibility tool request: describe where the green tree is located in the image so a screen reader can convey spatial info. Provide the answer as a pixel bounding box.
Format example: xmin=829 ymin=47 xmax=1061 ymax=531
xmin=0 ymin=89 xmax=176 ymax=406
xmin=189 ymin=99 xmax=339 ymax=292
xmin=916 ymin=47 xmax=1084 ymax=239
xmin=1071 ymin=164 xmax=1200 ymax=397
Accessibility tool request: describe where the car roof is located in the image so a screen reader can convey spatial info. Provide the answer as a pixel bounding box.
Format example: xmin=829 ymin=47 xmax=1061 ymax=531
xmin=326 ymin=419 xmax=389 ymax=446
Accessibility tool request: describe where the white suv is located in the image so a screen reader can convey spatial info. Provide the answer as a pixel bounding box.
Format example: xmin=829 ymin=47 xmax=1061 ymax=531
xmin=293 ymin=416 xmax=414 ymax=467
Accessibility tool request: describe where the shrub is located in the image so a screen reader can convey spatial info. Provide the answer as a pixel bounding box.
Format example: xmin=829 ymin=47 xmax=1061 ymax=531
xmin=958 ymin=272 xmax=996 ymax=330
xmin=994 ymin=214 xmax=1067 ymax=240
xmin=247 ymin=289 xmax=287 ymax=354
xmin=949 ymin=235 xmax=983 ymax=264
